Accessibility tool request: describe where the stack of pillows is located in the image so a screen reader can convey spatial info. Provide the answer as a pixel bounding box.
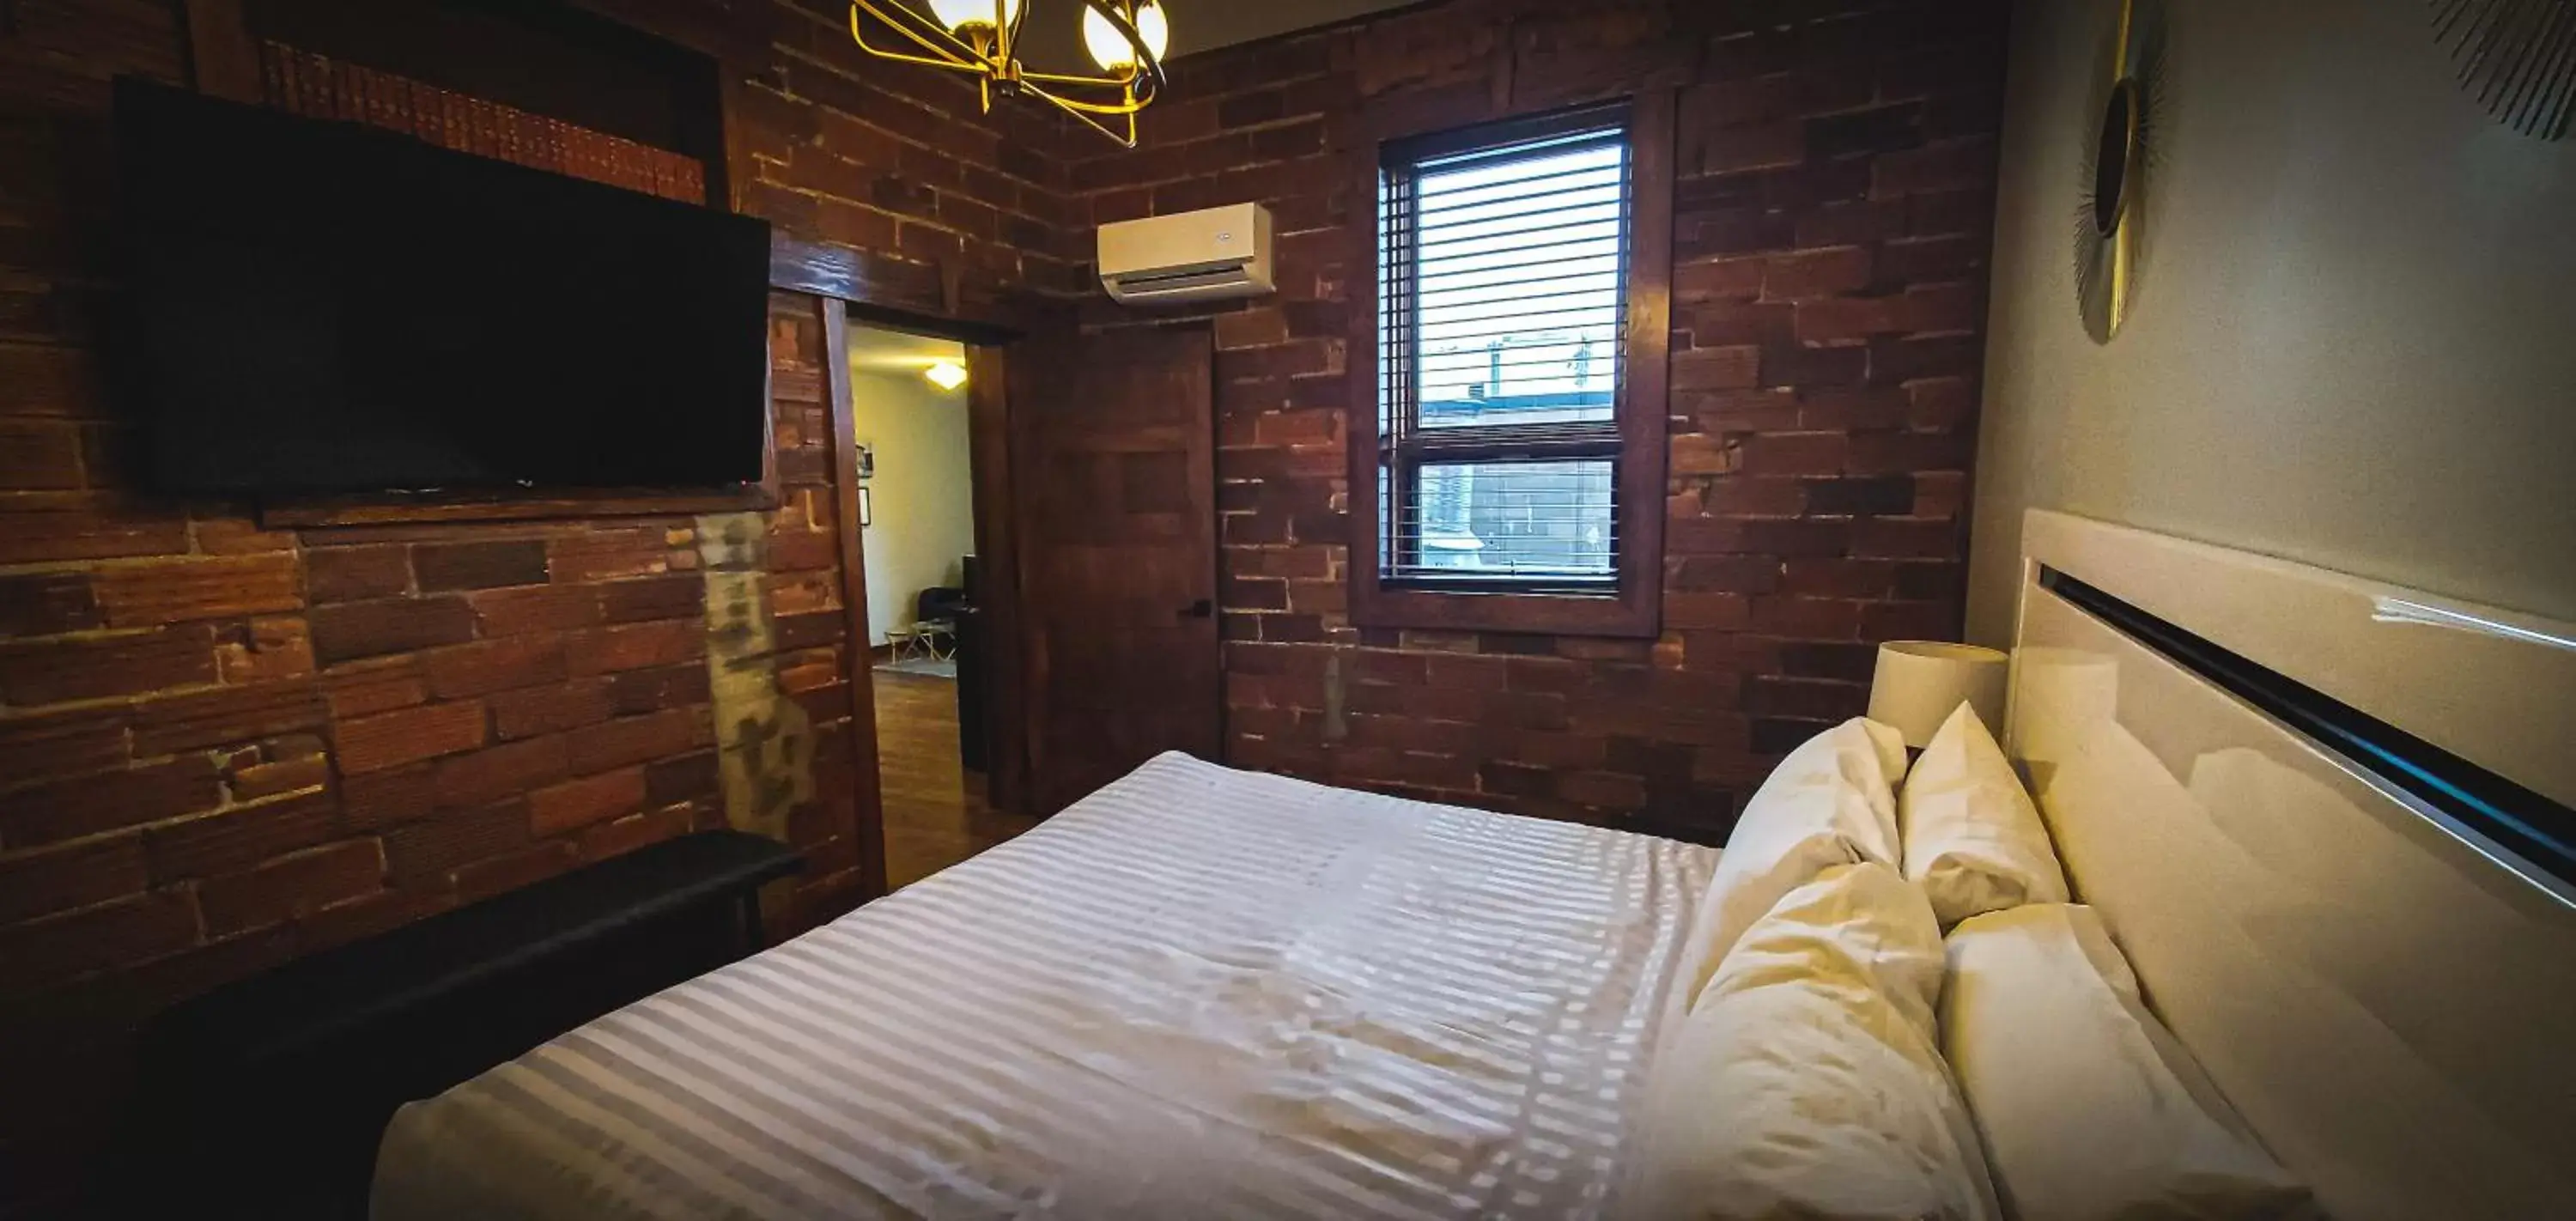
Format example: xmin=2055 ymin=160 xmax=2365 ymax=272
xmin=1623 ymin=706 xmax=2315 ymax=1221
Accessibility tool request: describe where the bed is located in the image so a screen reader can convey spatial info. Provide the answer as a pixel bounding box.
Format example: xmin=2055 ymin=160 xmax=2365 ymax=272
xmin=374 ymin=510 xmax=2576 ymax=1221
xmin=374 ymin=755 xmax=1717 ymax=1220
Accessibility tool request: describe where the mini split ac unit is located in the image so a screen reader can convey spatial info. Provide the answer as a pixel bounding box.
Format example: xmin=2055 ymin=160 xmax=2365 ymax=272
xmin=1097 ymin=203 xmax=1274 ymax=305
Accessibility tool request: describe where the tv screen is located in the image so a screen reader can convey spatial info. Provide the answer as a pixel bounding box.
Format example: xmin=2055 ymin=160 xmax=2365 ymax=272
xmin=114 ymin=77 xmax=772 ymax=495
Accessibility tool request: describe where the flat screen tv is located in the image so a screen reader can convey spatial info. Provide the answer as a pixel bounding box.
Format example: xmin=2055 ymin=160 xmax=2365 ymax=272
xmin=114 ymin=77 xmax=773 ymax=496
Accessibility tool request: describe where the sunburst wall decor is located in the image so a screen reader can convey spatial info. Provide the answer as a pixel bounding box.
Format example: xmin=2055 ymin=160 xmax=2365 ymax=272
xmin=2072 ymin=0 xmax=2166 ymax=344
xmin=2431 ymin=0 xmax=2576 ymax=139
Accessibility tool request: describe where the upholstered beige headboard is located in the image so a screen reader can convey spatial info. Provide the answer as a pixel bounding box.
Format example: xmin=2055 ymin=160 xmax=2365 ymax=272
xmin=2006 ymin=511 xmax=2576 ymax=1221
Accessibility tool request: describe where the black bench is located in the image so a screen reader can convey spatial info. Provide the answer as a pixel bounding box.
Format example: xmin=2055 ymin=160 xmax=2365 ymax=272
xmin=124 ymin=830 xmax=803 ymax=1218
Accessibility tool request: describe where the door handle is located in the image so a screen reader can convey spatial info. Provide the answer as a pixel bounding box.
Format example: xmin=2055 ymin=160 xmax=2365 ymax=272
xmin=1180 ymin=598 xmax=1214 ymax=620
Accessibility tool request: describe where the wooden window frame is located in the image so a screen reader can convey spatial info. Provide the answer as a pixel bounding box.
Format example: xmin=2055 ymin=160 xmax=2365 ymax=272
xmin=1348 ymin=91 xmax=1673 ymax=639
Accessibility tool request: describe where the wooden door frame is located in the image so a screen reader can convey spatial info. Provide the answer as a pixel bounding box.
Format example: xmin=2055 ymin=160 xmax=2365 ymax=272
xmin=811 ymin=295 xmax=1033 ymax=886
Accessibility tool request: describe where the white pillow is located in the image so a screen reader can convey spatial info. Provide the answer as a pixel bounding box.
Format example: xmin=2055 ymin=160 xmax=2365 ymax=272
xmin=1900 ymin=704 xmax=2069 ymax=928
xmin=1664 ymin=718 xmax=1909 ymax=1022
xmin=1625 ymin=863 xmax=2000 ymax=1221
xmin=1942 ymin=904 xmax=2313 ymax=1221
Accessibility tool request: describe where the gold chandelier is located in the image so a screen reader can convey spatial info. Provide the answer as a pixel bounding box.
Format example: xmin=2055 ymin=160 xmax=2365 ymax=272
xmin=848 ymin=1 xmax=1172 ymax=147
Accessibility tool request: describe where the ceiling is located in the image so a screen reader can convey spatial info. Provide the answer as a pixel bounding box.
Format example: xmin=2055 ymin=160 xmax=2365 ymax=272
xmin=1014 ymin=0 xmax=1421 ymax=67
xmin=847 ymin=322 xmax=966 ymax=377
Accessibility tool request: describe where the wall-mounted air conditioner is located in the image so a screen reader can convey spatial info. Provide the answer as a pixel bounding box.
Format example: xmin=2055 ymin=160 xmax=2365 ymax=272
xmin=1097 ymin=203 xmax=1274 ymax=305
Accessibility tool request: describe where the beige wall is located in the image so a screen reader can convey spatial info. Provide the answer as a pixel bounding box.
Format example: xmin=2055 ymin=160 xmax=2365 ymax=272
xmin=850 ymin=363 xmax=975 ymax=647
xmin=1969 ymin=0 xmax=2576 ymax=644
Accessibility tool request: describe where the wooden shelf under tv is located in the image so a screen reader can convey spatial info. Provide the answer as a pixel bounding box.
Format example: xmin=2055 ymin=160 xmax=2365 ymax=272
xmin=259 ymin=482 xmax=775 ymax=528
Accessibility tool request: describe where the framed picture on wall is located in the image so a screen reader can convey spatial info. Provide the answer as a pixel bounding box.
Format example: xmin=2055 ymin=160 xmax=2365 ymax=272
xmin=858 ymin=486 xmax=872 ymax=527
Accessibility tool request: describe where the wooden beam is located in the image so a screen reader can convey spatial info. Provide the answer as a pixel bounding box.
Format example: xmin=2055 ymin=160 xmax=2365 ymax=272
xmin=963 ymin=342 xmax=1029 ymax=816
xmin=820 ymin=300 xmax=890 ymax=902
xmin=771 ymin=233 xmax=948 ymax=316
xmin=183 ymin=0 xmax=263 ymax=103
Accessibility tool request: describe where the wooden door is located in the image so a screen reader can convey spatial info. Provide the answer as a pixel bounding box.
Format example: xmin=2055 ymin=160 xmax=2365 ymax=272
xmin=1009 ymin=325 xmax=1220 ymax=815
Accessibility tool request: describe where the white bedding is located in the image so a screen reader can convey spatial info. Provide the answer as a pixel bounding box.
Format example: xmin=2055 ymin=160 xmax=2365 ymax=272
xmin=372 ymin=751 xmax=1719 ymax=1220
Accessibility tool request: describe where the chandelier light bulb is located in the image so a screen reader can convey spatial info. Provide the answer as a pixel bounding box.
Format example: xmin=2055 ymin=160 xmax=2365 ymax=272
xmin=1083 ymin=1 xmax=1170 ymax=72
xmin=848 ymin=0 xmax=1164 ymax=145
xmin=927 ymin=0 xmax=1020 ymax=33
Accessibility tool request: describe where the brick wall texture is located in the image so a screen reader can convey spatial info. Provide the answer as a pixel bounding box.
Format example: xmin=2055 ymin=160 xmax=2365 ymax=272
xmin=0 ymin=0 xmax=1080 ymax=1208
xmin=0 ymin=0 xmax=2004 ymax=1210
xmin=1067 ymin=0 xmax=2008 ymax=841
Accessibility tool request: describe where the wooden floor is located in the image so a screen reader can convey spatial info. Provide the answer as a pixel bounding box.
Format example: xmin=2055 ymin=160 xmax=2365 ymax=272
xmin=873 ymin=669 xmax=1042 ymax=890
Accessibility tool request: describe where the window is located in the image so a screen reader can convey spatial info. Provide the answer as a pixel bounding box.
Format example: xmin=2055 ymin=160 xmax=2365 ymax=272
xmin=1352 ymin=96 xmax=1671 ymax=637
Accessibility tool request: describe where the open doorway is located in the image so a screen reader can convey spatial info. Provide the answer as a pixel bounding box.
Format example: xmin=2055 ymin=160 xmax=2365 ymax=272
xmin=844 ymin=320 xmax=1040 ymax=889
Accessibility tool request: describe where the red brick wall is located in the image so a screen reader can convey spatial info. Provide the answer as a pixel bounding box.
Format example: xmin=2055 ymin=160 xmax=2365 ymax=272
xmin=0 ymin=1 xmax=1080 ymax=1210
xmin=1066 ymin=0 xmax=2008 ymax=841
xmin=724 ymin=0 xmax=1088 ymax=303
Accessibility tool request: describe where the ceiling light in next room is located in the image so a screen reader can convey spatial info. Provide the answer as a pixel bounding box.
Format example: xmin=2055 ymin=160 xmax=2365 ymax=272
xmin=848 ymin=1 xmax=1170 ymax=146
xmin=926 ymin=360 xmax=969 ymax=391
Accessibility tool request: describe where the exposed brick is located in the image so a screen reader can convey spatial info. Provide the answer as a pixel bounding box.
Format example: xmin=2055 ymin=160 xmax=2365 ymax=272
xmin=1847 ymin=430 xmax=1971 ymax=476
xmin=0 ymin=707 xmax=131 ymax=788
xmin=0 ymin=756 xmax=223 ymax=847
xmin=422 ymin=635 xmax=568 ymax=700
xmin=1880 ymin=238 xmax=1988 ymax=294
xmin=143 ymin=790 xmax=341 ymax=883
xmin=643 ymin=750 xmax=721 ymax=808
xmin=432 ymin=735 xmax=571 ymax=809
xmin=549 ymin=528 xmax=669 ymax=583
xmin=0 ymin=891 xmax=200 ymax=988
xmin=1668 ymin=434 xmax=1741 ymax=476
xmin=0 ymin=571 xmax=101 ymax=636
xmin=450 ymin=839 xmax=579 ymax=903
xmin=566 ymin=619 xmax=705 ymax=676
xmin=335 ymin=700 xmax=489 ymax=775
xmin=0 ymin=834 xmax=148 ymax=924
xmin=1852 ymin=516 xmax=1960 ymax=560
xmin=414 ymin=539 xmax=550 ymax=592
xmin=1740 ymin=432 xmax=1849 ymax=476
xmin=304 ymin=545 xmax=415 ymax=604
xmin=0 ymin=508 xmax=193 ymax=566
xmin=196 ymin=841 xmax=386 ymax=937
xmin=470 ymin=584 xmax=602 ymax=636
xmin=324 ymin=663 xmax=428 ymax=720
xmin=1670 ymin=345 xmax=1761 ymax=391
xmin=607 ymin=663 xmax=713 ymax=715
xmin=765 ymin=525 xmax=836 ymax=572
xmin=1674 ymin=256 xmax=1765 ymax=301
xmin=489 ymin=678 xmax=615 ymax=740
xmin=0 ymin=13 xmax=2007 ymax=1189
xmin=383 ymin=799 xmax=531 ymax=885
xmin=575 ymin=803 xmax=696 ymax=861
xmin=598 ymin=574 xmax=706 ymax=624
xmin=216 ymin=616 xmax=317 ymax=685
xmin=1558 ymin=769 xmax=1649 ymax=810
xmin=131 ymin=681 xmax=327 ymax=756
xmin=341 ymin=766 xmax=436 ymax=831
xmin=228 ymin=750 xmax=331 ymax=802
xmin=0 ymin=419 xmax=84 ymax=489
xmin=1870 ymin=138 xmax=1997 ymax=199
xmin=1763 ymin=246 xmax=1872 ymax=299
xmin=568 ymin=708 xmax=709 ymax=775
xmin=0 ymin=625 xmax=217 ymax=706
xmin=528 ymin=766 xmax=647 ymax=837
xmin=90 ymin=555 xmax=301 ymax=626
xmin=191 ymin=519 xmax=297 ymax=556
xmin=309 ymin=597 xmax=477 ymax=666
xmin=1795 ymin=295 xmax=1904 ymax=343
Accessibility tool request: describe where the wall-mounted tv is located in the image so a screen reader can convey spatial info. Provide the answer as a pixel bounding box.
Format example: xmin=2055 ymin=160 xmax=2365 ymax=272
xmin=114 ymin=77 xmax=773 ymax=496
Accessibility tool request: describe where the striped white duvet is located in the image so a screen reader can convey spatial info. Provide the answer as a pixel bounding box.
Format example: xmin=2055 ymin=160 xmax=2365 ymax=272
xmin=372 ymin=751 xmax=1718 ymax=1220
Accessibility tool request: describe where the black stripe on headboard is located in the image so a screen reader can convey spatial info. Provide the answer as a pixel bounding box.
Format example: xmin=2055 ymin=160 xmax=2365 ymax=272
xmin=2038 ymin=566 xmax=2576 ymax=889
